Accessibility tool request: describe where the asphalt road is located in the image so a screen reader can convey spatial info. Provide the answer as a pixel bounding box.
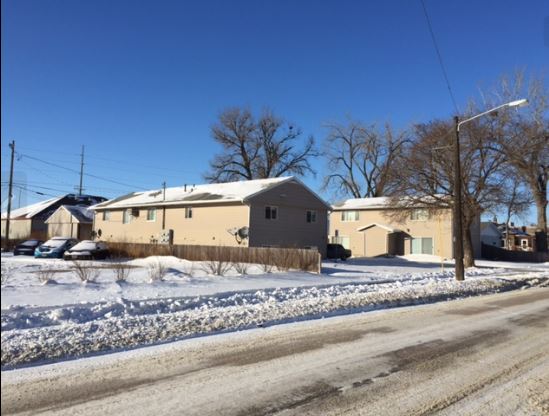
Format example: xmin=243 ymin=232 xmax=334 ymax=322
xmin=2 ymin=287 xmax=548 ymax=415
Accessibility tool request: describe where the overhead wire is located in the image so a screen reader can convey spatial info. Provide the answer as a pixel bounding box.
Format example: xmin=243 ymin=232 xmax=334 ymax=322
xmin=419 ymin=0 xmax=460 ymax=114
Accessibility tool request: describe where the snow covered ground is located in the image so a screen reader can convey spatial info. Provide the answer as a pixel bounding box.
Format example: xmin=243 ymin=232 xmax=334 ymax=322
xmin=1 ymin=253 xmax=548 ymax=368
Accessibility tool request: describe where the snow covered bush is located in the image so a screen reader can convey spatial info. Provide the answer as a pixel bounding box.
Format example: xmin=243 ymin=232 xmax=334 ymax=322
xmin=147 ymin=259 xmax=168 ymax=282
xmin=36 ymin=266 xmax=57 ymax=285
xmin=72 ymin=261 xmax=100 ymax=283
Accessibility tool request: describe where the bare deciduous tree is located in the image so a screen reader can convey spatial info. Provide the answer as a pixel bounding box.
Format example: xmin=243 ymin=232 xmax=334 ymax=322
xmin=389 ymin=116 xmax=508 ymax=267
xmin=483 ymin=71 xmax=548 ymax=247
xmin=205 ymin=108 xmax=317 ymax=182
xmin=323 ymin=120 xmax=409 ymax=198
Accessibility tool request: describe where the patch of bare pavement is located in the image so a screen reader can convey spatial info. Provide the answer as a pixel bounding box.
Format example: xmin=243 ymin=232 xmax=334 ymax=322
xmin=2 ymin=288 xmax=549 ymax=416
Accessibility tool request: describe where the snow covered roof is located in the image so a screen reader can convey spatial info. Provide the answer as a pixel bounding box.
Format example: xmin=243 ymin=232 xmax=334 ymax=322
xmin=332 ymin=197 xmax=391 ymax=211
xmin=331 ymin=195 xmax=449 ymax=211
xmin=91 ymin=177 xmax=300 ymax=210
xmin=44 ymin=205 xmax=94 ymax=223
xmin=64 ymin=206 xmax=94 ymax=222
xmin=356 ymin=223 xmax=402 ymax=233
xmin=1 ymin=196 xmax=64 ymax=220
xmin=2 ymin=194 xmax=107 ymax=220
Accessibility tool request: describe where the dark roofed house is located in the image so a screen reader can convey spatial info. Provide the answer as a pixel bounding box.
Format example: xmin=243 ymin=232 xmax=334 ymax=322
xmin=1 ymin=194 xmax=106 ymax=241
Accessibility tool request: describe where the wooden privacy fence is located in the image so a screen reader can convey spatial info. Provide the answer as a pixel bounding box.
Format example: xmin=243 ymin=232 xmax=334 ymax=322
xmin=481 ymin=243 xmax=549 ymax=263
xmin=108 ymin=242 xmax=322 ymax=273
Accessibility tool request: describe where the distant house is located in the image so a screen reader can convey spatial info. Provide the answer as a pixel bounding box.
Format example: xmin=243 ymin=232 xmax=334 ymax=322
xmin=1 ymin=194 xmax=106 ymax=240
xmin=91 ymin=177 xmax=330 ymax=256
xmin=329 ymin=197 xmax=481 ymax=259
xmin=503 ymin=226 xmax=537 ymax=252
xmin=480 ymin=222 xmax=503 ymax=247
xmin=45 ymin=205 xmax=95 ymax=240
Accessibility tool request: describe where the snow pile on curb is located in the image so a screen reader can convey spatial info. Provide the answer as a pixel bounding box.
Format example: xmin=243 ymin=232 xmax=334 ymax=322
xmin=2 ymin=274 xmax=545 ymax=368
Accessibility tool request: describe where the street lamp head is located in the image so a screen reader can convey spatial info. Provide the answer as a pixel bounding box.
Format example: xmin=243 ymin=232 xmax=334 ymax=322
xmin=506 ymin=99 xmax=528 ymax=108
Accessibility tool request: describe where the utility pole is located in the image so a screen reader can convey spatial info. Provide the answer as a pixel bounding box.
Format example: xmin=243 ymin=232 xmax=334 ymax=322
xmin=453 ymin=116 xmax=465 ymax=281
xmin=78 ymin=145 xmax=85 ymax=195
xmin=5 ymin=140 xmax=15 ymax=242
xmin=162 ymin=181 xmax=166 ymax=229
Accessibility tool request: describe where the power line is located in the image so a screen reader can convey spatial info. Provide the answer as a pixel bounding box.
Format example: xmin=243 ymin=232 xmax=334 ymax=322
xmin=419 ymin=0 xmax=460 ymax=114
xmin=4 ymin=179 xmax=132 ymax=195
xmin=11 ymin=146 xmax=197 ymax=177
xmin=17 ymin=152 xmax=149 ymax=191
xmin=10 ymin=183 xmax=58 ymax=198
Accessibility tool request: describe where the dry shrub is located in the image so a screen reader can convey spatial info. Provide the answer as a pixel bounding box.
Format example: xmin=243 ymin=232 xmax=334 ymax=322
xmin=272 ymin=248 xmax=298 ymax=272
xmin=1 ymin=263 xmax=12 ymax=285
xmin=232 ymin=261 xmax=250 ymax=275
xmin=100 ymin=242 xmax=320 ymax=273
xmin=256 ymin=248 xmax=275 ymax=273
xmin=299 ymin=250 xmax=321 ymax=272
xmin=202 ymin=259 xmax=232 ymax=276
xmin=36 ymin=266 xmax=57 ymax=285
xmin=201 ymin=246 xmax=232 ymax=276
xmin=72 ymin=261 xmax=100 ymax=283
xmin=110 ymin=256 xmax=133 ymax=282
xmin=147 ymin=259 xmax=168 ymax=282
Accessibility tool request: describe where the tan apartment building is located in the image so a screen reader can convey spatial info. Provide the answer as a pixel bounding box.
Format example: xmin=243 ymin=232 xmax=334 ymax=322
xmin=91 ymin=177 xmax=330 ymax=256
xmin=329 ymin=197 xmax=480 ymax=259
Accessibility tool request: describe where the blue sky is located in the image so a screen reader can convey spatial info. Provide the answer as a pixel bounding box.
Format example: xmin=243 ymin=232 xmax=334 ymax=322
xmin=1 ymin=0 xmax=547 ymax=223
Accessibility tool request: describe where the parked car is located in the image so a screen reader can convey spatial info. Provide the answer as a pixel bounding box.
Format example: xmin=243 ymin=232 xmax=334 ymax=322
xmin=327 ymin=243 xmax=352 ymax=260
xmin=34 ymin=237 xmax=78 ymax=258
xmin=13 ymin=239 xmax=44 ymax=256
xmin=63 ymin=240 xmax=110 ymax=260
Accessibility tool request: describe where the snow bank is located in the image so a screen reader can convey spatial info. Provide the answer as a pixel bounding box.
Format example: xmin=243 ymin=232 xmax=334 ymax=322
xmin=2 ymin=253 xmax=547 ymax=368
xmin=3 ymin=273 xmax=547 ymax=368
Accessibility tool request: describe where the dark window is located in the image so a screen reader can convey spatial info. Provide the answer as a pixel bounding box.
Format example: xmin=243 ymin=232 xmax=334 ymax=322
xmin=306 ymin=210 xmax=317 ymax=223
xmin=265 ymin=206 xmax=278 ymax=220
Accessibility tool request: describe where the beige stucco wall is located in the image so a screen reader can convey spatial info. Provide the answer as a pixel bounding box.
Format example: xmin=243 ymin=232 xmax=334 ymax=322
xmin=363 ymin=226 xmax=390 ymax=257
xmin=94 ymin=203 xmax=250 ymax=246
xmin=46 ymin=208 xmax=79 ymax=239
xmin=1 ymin=219 xmax=32 ymax=240
xmin=248 ymin=181 xmax=329 ymax=256
xmin=329 ymin=208 xmax=453 ymax=259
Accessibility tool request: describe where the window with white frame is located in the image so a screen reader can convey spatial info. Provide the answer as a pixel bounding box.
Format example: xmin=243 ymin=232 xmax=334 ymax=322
xmin=410 ymin=209 xmax=431 ymax=221
xmin=411 ymin=237 xmax=433 ymax=254
xmin=265 ymin=206 xmax=278 ymax=220
xmin=102 ymin=210 xmax=110 ymax=221
xmin=306 ymin=210 xmax=317 ymax=223
xmin=185 ymin=207 xmax=193 ymax=219
xmin=147 ymin=208 xmax=157 ymax=222
xmin=341 ymin=210 xmax=359 ymax=222
xmin=122 ymin=209 xmax=132 ymax=224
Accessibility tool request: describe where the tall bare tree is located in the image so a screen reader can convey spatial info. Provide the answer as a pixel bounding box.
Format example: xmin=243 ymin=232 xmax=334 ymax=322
xmin=483 ymin=72 xmax=549 ymax=241
xmin=323 ymin=120 xmax=409 ymax=198
xmin=389 ymin=115 xmax=508 ymax=267
xmin=205 ymin=108 xmax=317 ymax=182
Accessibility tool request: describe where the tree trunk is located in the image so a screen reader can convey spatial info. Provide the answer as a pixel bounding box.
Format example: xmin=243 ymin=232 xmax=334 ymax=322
xmin=533 ymin=188 xmax=548 ymax=252
xmin=462 ymin=221 xmax=476 ymax=268
xmin=534 ymin=190 xmax=548 ymax=232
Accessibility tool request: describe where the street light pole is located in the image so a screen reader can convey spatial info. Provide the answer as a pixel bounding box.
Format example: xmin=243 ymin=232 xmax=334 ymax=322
xmin=453 ymin=116 xmax=465 ymax=281
xmin=452 ymin=98 xmax=528 ymax=282
xmin=5 ymin=140 xmax=16 ymax=243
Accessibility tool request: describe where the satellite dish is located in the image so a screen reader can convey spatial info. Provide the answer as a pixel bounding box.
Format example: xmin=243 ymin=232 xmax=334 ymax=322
xmin=237 ymin=227 xmax=249 ymax=239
